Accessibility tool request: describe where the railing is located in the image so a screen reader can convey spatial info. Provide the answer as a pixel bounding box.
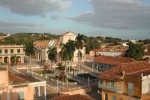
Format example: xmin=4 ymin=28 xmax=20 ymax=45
xmin=98 ymin=83 xmax=123 ymax=93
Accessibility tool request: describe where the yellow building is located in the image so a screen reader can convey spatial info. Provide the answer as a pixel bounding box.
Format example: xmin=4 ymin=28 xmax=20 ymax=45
xmin=98 ymin=61 xmax=150 ymax=100
xmin=0 ymin=45 xmax=25 ymax=64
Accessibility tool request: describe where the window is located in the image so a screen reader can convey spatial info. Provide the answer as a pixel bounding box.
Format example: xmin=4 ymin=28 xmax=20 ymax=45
xmin=11 ymin=49 xmax=14 ymax=53
xmin=112 ymin=96 xmax=117 ymax=100
xmin=18 ymin=91 xmax=24 ymax=100
xmin=105 ymin=93 xmax=108 ymax=100
xmin=128 ymin=83 xmax=134 ymax=95
xmin=17 ymin=49 xmax=20 ymax=53
xmin=5 ymin=49 xmax=8 ymax=54
xmin=110 ymin=81 xmax=114 ymax=87
xmin=0 ymin=49 xmax=2 ymax=54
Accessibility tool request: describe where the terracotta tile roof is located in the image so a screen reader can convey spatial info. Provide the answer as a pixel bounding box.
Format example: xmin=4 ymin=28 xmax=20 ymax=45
xmin=94 ymin=56 xmax=136 ymax=65
xmin=99 ymin=61 xmax=150 ymax=81
xmin=34 ymin=40 xmax=50 ymax=48
xmin=51 ymin=94 xmax=93 ymax=100
xmin=9 ymin=72 xmax=29 ymax=85
xmin=17 ymin=74 xmax=39 ymax=82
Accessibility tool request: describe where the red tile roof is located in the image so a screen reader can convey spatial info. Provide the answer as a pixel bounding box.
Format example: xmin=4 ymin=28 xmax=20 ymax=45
xmin=51 ymin=94 xmax=93 ymax=100
xmin=94 ymin=56 xmax=136 ymax=65
xmin=99 ymin=61 xmax=150 ymax=81
xmin=9 ymin=72 xmax=29 ymax=84
xmin=34 ymin=40 xmax=50 ymax=48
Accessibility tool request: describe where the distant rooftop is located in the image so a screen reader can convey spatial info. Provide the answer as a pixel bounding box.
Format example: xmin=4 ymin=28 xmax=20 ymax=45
xmin=94 ymin=56 xmax=136 ymax=65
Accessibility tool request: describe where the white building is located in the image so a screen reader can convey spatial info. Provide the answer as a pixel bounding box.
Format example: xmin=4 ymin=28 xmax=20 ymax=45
xmin=34 ymin=32 xmax=86 ymax=64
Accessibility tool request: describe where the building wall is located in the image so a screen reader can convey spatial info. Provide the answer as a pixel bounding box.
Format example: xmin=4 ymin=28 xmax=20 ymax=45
xmin=101 ymin=76 xmax=141 ymax=100
xmin=123 ymin=76 xmax=141 ymax=97
xmin=102 ymin=90 xmax=139 ymax=100
xmin=0 ymin=86 xmax=34 ymax=100
xmin=142 ymin=75 xmax=150 ymax=94
xmin=0 ymin=45 xmax=25 ymax=64
xmin=62 ymin=32 xmax=76 ymax=44
xmin=0 ymin=70 xmax=9 ymax=87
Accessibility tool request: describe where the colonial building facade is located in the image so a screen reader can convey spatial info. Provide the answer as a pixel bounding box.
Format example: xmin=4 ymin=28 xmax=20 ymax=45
xmin=34 ymin=32 xmax=86 ymax=65
xmin=98 ymin=61 xmax=150 ymax=100
xmin=0 ymin=45 xmax=25 ymax=64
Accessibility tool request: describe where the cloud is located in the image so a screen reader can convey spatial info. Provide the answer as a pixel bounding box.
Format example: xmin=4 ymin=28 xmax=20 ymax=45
xmin=0 ymin=21 xmax=42 ymax=28
xmin=50 ymin=15 xmax=60 ymax=20
xmin=70 ymin=0 xmax=150 ymax=30
xmin=0 ymin=0 xmax=72 ymax=16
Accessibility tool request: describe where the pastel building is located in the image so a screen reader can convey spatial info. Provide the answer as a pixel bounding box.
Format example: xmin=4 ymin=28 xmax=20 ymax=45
xmin=0 ymin=66 xmax=46 ymax=100
xmin=0 ymin=45 xmax=25 ymax=64
xmin=98 ymin=61 xmax=150 ymax=100
xmin=34 ymin=32 xmax=86 ymax=64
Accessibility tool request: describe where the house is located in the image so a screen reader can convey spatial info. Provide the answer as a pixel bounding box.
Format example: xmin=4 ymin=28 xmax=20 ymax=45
xmin=0 ymin=66 xmax=46 ymax=100
xmin=98 ymin=61 xmax=150 ymax=100
xmin=93 ymin=56 xmax=135 ymax=72
xmin=0 ymin=45 xmax=25 ymax=64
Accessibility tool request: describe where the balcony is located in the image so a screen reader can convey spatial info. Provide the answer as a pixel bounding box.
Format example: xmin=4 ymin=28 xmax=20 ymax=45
xmin=98 ymin=83 xmax=123 ymax=93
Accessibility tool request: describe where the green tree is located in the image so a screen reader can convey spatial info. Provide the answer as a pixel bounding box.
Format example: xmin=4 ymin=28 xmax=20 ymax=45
xmin=66 ymin=40 xmax=76 ymax=72
xmin=24 ymin=41 xmax=36 ymax=68
xmin=11 ymin=55 xmax=18 ymax=66
xmin=47 ymin=47 xmax=57 ymax=67
xmin=125 ymin=42 xmax=145 ymax=60
xmin=75 ymin=33 xmax=84 ymax=73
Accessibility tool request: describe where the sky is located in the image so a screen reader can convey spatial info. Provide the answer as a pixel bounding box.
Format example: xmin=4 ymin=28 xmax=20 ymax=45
xmin=0 ymin=0 xmax=150 ymax=39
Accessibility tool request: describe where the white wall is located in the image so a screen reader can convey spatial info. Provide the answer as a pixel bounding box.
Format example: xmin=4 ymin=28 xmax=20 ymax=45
xmin=142 ymin=75 xmax=150 ymax=94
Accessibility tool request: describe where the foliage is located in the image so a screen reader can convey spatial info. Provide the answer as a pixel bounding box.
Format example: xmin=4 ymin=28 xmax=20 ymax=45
xmin=56 ymin=63 xmax=65 ymax=71
xmin=47 ymin=47 xmax=57 ymax=67
xmin=105 ymin=37 xmax=122 ymax=46
xmin=60 ymin=40 xmax=76 ymax=61
xmin=125 ymin=42 xmax=145 ymax=60
xmin=11 ymin=55 xmax=18 ymax=66
xmin=85 ymin=37 xmax=101 ymax=54
xmin=75 ymin=33 xmax=84 ymax=50
xmin=24 ymin=41 xmax=36 ymax=56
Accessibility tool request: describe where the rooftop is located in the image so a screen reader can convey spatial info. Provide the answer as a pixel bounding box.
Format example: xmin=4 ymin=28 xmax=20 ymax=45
xmin=9 ymin=72 xmax=29 ymax=85
xmin=99 ymin=61 xmax=150 ymax=81
xmin=51 ymin=94 xmax=93 ymax=100
xmin=94 ymin=56 xmax=136 ymax=65
xmin=34 ymin=40 xmax=50 ymax=48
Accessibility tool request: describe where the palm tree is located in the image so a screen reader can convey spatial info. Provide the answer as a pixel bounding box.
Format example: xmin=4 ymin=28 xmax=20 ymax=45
xmin=60 ymin=40 xmax=76 ymax=72
xmin=47 ymin=47 xmax=57 ymax=67
xmin=60 ymin=44 xmax=70 ymax=72
xmin=66 ymin=40 xmax=76 ymax=72
xmin=75 ymin=33 xmax=84 ymax=74
xmin=24 ymin=41 xmax=36 ymax=70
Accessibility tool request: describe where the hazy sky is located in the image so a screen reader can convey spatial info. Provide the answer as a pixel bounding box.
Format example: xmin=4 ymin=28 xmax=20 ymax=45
xmin=0 ymin=0 xmax=150 ymax=39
